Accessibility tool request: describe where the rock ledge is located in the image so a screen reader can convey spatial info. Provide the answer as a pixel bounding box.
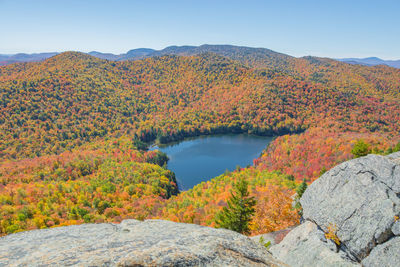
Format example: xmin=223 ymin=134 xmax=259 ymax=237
xmin=0 ymin=219 xmax=285 ymax=267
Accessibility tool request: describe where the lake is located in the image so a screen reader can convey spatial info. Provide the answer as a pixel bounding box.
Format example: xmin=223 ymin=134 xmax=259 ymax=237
xmin=151 ymin=134 xmax=273 ymax=190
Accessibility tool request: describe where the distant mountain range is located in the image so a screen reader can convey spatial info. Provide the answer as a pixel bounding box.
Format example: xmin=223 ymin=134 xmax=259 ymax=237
xmin=0 ymin=52 xmax=58 ymax=66
xmin=88 ymin=48 xmax=156 ymax=61
xmin=1 ymin=45 xmax=399 ymax=69
xmin=87 ymin=44 xmax=293 ymax=70
xmin=0 ymin=45 xmax=292 ymax=70
xmin=337 ymin=57 xmax=400 ymax=69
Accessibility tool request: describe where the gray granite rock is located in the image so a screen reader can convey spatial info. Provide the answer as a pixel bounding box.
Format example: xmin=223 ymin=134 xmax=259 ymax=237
xmin=300 ymin=154 xmax=400 ymax=261
xmin=251 ymin=226 xmax=295 ymax=247
xmin=269 ymin=221 xmax=360 ymax=267
xmin=362 ymin=236 xmax=400 ymax=267
xmin=0 ymin=219 xmax=286 ymax=267
xmin=386 ymin=151 xmax=400 ymax=163
xmin=392 ymin=220 xmax=400 ymax=235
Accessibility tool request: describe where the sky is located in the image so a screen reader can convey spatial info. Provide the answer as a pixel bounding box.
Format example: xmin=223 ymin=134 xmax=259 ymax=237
xmin=1 ymin=0 xmax=399 ymax=59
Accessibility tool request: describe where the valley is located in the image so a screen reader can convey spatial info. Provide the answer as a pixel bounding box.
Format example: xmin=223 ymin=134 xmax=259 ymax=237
xmin=1 ymin=45 xmax=400 ymax=237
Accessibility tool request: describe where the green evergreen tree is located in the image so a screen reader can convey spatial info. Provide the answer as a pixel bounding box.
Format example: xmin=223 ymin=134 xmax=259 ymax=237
xmin=294 ymin=179 xmax=308 ymax=215
xmin=215 ymin=178 xmax=256 ymax=234
xmin=296 ymin=179 xmax=308 ymax=199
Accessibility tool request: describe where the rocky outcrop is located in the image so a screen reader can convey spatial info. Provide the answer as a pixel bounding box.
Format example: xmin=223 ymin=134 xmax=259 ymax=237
xmin=362 ymin=236 xmax=400 ymax=266
xmin=0 ymin=219 xmax=286 ymax=267
xmin=270 ymin=221 xmax=359 ymax=267
xmin=392 ymin=220 xmax=400 ymax=235
xmin=251 ymin=227 xmax=295 ymax=247
xmin=386 ymin=151 xmax=400 ymax=163
xmin=271 ymin=152 xmax=400 ymax=267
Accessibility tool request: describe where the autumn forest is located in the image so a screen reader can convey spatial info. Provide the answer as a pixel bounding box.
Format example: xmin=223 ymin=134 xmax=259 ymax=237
xmin=1 ymin=45 xmax=400 ymax=236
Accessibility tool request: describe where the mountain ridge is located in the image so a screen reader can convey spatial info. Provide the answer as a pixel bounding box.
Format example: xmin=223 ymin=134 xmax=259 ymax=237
xmin=2 ymin=44 xmax=399 ymax=69
xmin=337 ymin=56 xmax=400 ymax=68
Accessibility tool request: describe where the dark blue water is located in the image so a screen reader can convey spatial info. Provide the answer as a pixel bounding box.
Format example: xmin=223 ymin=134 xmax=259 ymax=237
xmin=151 ymin=134 xmax=273 ymax=190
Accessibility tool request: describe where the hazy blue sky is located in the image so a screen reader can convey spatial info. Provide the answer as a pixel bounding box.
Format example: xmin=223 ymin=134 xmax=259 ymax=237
xmin=1 ymin=0 xmax=399 ymax=59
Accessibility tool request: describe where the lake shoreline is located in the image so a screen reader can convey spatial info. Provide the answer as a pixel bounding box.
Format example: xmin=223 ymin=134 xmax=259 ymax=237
xmin=151 ymin=134 xmax=274 ymax=190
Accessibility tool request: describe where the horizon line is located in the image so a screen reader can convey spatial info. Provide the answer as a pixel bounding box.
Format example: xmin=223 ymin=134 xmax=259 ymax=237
xmin=1 ymin=44 xmax=399 ymax=61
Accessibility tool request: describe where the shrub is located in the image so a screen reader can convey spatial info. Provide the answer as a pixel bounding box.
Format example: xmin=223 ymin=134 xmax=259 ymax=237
xmin=351 ymin=139 xmax=370 ymax=158
xmin=325 ymin=224 xmax=341 ymax=245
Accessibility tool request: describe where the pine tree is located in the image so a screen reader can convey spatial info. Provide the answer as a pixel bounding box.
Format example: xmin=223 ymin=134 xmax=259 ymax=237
xmin=215 ymin=178 xmax=256 ymax=234
xmin=296 ymin=179 xmax=308 ymax=199
xmin=294 ymin=179 xmax=308 ymax=216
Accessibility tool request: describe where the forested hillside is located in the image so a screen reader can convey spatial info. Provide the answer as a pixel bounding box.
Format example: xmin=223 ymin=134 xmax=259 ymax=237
xmin=1 ymin=47 xmax=399 ymax=236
